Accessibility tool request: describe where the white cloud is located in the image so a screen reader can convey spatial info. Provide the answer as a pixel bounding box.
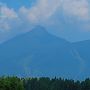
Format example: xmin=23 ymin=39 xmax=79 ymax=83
xmin=0 ymin=0 xmax=90 ymax=31
xmin=0 ymin=4 xmax=18 ymax=19
xmin=19 ymin=0 xmax=62 ymax=23
xmin=0 ymin=4 xmax=19 ymax=31
xmin=0 ymin=0 xmax=90 ymax=43
xmin=1 ymin=6 xmax=18 ymax=19
xmin=0 ymin=22 xmax=10 ymax=31
xmin=19 ymin=0 xmax=90 ymax=24
xmin=62 ymin=0 xmax=89 ymax=20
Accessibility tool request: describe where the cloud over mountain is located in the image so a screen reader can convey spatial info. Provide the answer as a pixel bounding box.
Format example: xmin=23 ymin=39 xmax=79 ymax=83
xmin=0 ymin=0 xmax=90 ymax=30
xmin=0 ymin=0 xmax=90 ymax=42
xmin=21 ymin=0 xmax=89 ymax=22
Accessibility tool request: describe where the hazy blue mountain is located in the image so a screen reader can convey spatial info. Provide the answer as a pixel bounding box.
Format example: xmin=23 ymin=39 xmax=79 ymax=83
xmin=73 ymin=40 xmax=90 ymax=78
xmin=0 ymin=26 xmax=83 ymax=79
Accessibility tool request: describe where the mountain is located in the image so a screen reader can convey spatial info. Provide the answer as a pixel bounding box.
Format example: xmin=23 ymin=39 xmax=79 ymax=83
xmin=73 ymin=40 xmax=90 ymax=78
xmin=0 ymin=26 xmax=83 ymax=79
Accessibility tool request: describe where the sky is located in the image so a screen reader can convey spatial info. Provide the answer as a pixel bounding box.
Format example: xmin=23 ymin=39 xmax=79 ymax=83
xmin=0 ymin=0 xmax=90 ymax=43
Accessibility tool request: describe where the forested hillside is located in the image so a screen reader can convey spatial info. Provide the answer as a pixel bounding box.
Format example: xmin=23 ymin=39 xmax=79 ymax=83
xmin=0 ymin=76 xmax=90 ymax=90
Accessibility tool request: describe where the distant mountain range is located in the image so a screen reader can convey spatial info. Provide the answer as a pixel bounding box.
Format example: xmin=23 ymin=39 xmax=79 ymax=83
xmin=0 ymin=26 xmax=90 ymax=79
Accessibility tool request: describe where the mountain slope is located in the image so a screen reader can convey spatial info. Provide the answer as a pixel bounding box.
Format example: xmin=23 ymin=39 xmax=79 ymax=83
xmin=0 ymin=26 xmax=81 ymax=78
xmin=73 ymin=40 xmax=90 ymax=78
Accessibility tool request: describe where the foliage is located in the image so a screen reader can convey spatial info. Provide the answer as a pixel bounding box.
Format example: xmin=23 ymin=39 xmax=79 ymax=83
xmin=0 ymin=76 xmax=24 ymax=90
xmin=0 ymin=76 xmax=90 ymax=90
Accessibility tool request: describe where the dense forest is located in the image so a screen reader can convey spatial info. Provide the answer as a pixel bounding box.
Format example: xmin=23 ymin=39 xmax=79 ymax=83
xmin=0 ymin=76 xmax=90 ymax=90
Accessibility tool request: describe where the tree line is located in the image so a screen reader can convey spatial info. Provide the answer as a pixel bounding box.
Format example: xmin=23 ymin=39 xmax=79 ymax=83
xmin=0 ymin=76 xmax=90 ymax=90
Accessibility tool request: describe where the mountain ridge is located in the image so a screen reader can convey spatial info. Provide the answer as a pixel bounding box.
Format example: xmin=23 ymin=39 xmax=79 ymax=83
xmin=0 ymin=26 xmax=89 ymax=79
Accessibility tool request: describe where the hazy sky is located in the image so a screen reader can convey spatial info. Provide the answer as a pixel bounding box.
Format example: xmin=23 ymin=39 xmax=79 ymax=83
xmin=0 ymin=0 xmax=90 ymax=42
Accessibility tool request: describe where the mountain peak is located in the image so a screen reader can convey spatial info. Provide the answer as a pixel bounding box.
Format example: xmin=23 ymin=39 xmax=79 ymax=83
xmin=31 ymin=25 xmax=48 ymax=35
